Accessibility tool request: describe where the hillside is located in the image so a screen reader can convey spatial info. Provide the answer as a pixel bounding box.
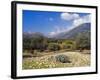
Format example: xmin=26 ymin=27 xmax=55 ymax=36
xmin=51 ymin=23 xmax=90 ymax=39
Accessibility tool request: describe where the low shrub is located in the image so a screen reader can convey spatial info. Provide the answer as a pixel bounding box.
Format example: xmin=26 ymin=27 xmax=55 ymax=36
xmin=55 ymin=55 xmax=71 ymax=63
xmin=48 ymin=43 xmax=60 ymax=51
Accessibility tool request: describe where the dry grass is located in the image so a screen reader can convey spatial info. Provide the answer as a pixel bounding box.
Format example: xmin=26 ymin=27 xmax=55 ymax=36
xmin=22 ymin=51 xmax=91 ymax=69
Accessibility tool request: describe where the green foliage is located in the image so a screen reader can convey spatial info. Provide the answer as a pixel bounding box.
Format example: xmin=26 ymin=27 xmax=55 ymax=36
xmin=75 ymin=31 xmax=90 ymax=50
xmin=55 ymin=55 xmax=70 ymax=63
xmin=23 ymin=31 xmax=90 ymax=54
xmin=48 ymin=43 xmax=60 ymax=51
xmin=61 ymin=40 xmax=75 ymax=50
xmin=23 ymin=36 xmax=48 ymax=53
xmin=23 ymin=38 xmax=31 ymax=50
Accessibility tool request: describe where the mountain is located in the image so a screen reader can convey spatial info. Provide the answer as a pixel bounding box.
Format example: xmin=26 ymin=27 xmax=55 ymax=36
xmin=23 ymin=32 xmax=45 ymax=39
xmin=51 ymin=23 xmax=90 ymax=39
xmin=23 ymin=23 xmax=90 ymax=40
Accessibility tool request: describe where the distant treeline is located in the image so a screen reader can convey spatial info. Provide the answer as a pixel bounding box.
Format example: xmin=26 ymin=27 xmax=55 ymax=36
xmin=23 ymin=31 xmax=90 ymax=53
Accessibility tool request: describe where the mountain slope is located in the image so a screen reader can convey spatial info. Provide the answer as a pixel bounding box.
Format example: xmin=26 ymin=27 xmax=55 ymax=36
xmin=51 ymin=23 xmax=90 ymax=39
xmin=23 ymin=32 xmax=45 ymax=39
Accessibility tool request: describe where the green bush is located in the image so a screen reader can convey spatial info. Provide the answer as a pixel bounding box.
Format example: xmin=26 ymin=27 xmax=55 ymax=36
xmin=48 ymin=43 xmax=60 ymax=51
xmin=55 ymin=55 xmax=70 ymax=63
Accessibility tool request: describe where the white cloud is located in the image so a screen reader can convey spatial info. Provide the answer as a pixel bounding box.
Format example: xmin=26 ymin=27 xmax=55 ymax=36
xmin=49 ymin=14 xmax=91 ymax=36
xmin=49 ymin=26 xmax=61 ymax=36
xmin=49 ymin=32 xmax=56 ymax=35
xmin=61 ymin=13 xmax=80 ymax=21
xmin=73 ymin=18 xmax=83 ymax=26
xmin=49 ymin=26 xmax=69 ymax=36
xmin=73 ymin=14 xmax=80 ymax=19
xmin=49 ymin=17 xmax=53 ymax=21
xmin=73 ymin=14 xmax=91 ymax=26
xmin=83 ymin=14 xmax=91 ymax=23
xmin=55 ymin=26 xmax=61 ymax=33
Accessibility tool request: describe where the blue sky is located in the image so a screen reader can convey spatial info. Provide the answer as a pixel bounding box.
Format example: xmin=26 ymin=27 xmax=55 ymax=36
xmin=23 ymin=10 xmax=90 ymax=36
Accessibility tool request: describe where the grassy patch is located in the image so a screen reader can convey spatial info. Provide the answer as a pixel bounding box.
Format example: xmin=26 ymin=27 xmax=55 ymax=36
xmin=22 ymin=52 xmax=90 ymax=69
